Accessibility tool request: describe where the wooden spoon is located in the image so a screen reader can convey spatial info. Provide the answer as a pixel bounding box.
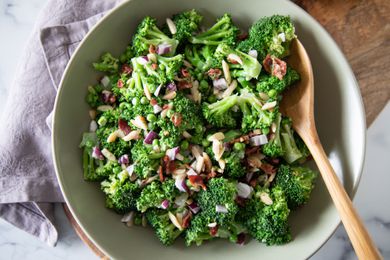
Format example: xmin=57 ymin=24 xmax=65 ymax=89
xmin=281 ymin=39 xmax=382 ymax=260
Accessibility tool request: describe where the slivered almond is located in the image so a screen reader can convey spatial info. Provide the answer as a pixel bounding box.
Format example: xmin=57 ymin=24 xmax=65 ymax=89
xmin=259 ymin=192 xmax=273 ymax=205
xmin=191 ymin=145 xmax=202 ymax=159
xmin=271 ymin=122 xmax=277 ymax=133
xmin=195 ymin=156 xmax=205 ymax=173
xmin=203 ymin=152 xmax=212 ymax=172
xmin=258 ymin=92 xmax=269 ymax=101
xmin=162 ymin=91 xmax=177 ymax=100
xmin=173 ymin=168 xmax=187 ymax=175
xmin=252 ymin=129 xmax=262 ymax=135
xmin=143 ymin=85 xmax=152 ymax=100
xmin=222 ymin=80 xmax=237 ymax=98
xmin=168 ymin=211 xmax=183 ymax=230
xmin=247 ymin=154 xmax=263 ymax=168
xmin=122 ymin=130 xmax=141 ymax=141
xmin=97 ymin=105 xmax=113 ymax=112
xmin=101 ymin=148 xmax=116 ymax=162
xmin=261 ymin=101 xmax=277 ymax=110
xmin=130 ymin=116 xmax=148 ymax=131
xmin=107 ymin=131 xmax=119 ymax=143
xmin=182 ymin=131 xmax=192 ymax=139
xmin=89 ymin=110 xmax=96 ymax=120
xmin=190 ymin=80 xmax=201 ymax=103
xmin=218 ymin=159 xmax=225 ymax=171
xmin=222 ymin=60 xmax=231 ymax=84
xmin=166 ymin=18 xmax=177 ymax=35
xmin=176 ymin=153 xmax=184 ymax=161
xmin=208 ymin=132 xmax=225 ymax=142
xmin=147 ymin=53 xmax=157 ymax=63
xmin=212 ymin=140 xmax=225 ymax=161
xmin=227 ymin=53 xmax=243 ymax=65
xmin=161 ymin=108 xmax=169 ymax=118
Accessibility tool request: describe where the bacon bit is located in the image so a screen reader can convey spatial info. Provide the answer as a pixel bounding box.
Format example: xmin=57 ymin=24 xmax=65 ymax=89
xmin=178 ymin=80 xmax=192 ymax=90
xmin=259 ymin=162 xmax=276 ymax=175
xmin=117 ymin=79 xmax=124 ymax=88
xmin=118 ymin=119 xmax=132 ymax=135
xmin=207 ymin=169 xmax=217 ymax=180
xmin=237 ymin=32 xmax=248 ymax=41
xmin=149 ymin=45 xmax=156 ymax=54
xmin=150 ymin=63 xmax=158 ymax=70
xmin=262 ymin=54 xmax=287 ymax=80
xmin=158 ymin=166 xmax=164 ymax=182
xmin=188 ymin=175 xmax=206 ymax=190
xmin=150 ymin=98 xmax=158 ymax=106
xmin=109 ymin=95 xmax=117 ymax=104
xmin=181 ymin=68 xmax=190 ymax=78
xmin=249 ymin=178 xmax=258 ymax=188
xmin=166 ymin=160 xmax=176 ymax=174
xmin=270 ymin=158 xmax=280 ymax=165
xmin=229 ymin=134 xmax=250 ymax=144
xmin=263 ymin=54 xmax=273 ymax=73
xmin=121 ymin=64 xmax=133 ymax=74
xmin=235 ymin=196 xmax=247 ymax=207
xmin=182 ymin=211 xmax=192 ymax=229
xmin=171 ymin=113 xmax=182 ymax=127
xmin=207 ymin=68 xmax=222 ymax=80
xmin=245 ymin=147 xmax=260 ymax=156
xmin=209 ymin=225 xmax=218 ymax=236
xmin=247 ymin=154 xmax=263 ymax=168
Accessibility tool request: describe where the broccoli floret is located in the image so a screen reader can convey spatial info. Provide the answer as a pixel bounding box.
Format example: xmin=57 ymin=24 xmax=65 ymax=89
xmin=146 ymin=209 xmax=183 ymax=245
xmin=189 ymin=14 xmax=238 ymax=46
xmin=239 ymin=186 xmax=291 ymax=245
xmin=136 ymin=179 xmax=178 ymax=212
xmin=280 ymin=117 xmax=303 ymax=164
xmin=184 ymin=45 xmax=216 ymax=74
xmin=276 ymin=165 xmax=317 ymax=209
xmin=172 ymin=92 xmax=204 ymax=131
xmin=202 ymin=94 xmax=239 ymax=128
xmin=156 ymin=54 xmax=184 ymax=82
xmin=215 ymin=43 xmax=261 ymax=80
xmin=96 ymin=126 xmax=131 ymax=158
xmin=86 ymin=85 xmax=104 ymax=108
xmin=237 ymin=15 xmax=296 ymax=61
xmin=157 ymin=119 xmax=183 ymax=151
xmin=101 ymin=173 xmax=141 ymax=214
xmin=95 ymin=160 xmax=122 ymax=181
xmin=223 ymin=144 xmax=246 ymax=179
xmin=80 ymin=132 xmax=100 ymax=181
xmin=197 ymin=177 xmax=238 ymax=226
xmin=132 ymin=16 xmax=179 ymax=57
xmin=185 ymin=213 xmax=214 ymax=246
xmin=237 ymin=89 xmax=277 ymax=133
xmin=119 ymin=45 xmax=134 ymax=64
xmin=172 ymin=9 xmax=203 ymax=43
xmin=131 ymin=140 xmax=164 ymax=179
xmin=256 ymin=67 xmax=300 ymax=97
xmin=93 ymin=53 xmax=119 ymax=73
xmin=262 ymin=113 xmax=283 ymax=157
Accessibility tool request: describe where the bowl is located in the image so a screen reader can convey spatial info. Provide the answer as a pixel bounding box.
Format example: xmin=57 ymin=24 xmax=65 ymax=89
xmin=52 ymin=0 xmax=366 ymax=259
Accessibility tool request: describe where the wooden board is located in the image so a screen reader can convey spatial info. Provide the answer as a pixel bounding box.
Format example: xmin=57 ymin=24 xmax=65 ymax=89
xmin=65 ymin=1 xmax=390 ymax=258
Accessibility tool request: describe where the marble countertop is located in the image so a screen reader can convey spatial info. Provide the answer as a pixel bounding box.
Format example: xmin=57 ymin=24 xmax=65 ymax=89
xmin=0 ymin=1 xmax=389 ymax=259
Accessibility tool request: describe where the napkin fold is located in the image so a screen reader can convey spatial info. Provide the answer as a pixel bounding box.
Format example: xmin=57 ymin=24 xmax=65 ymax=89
xmin=0 ymin=0 xmax=122 ymax=246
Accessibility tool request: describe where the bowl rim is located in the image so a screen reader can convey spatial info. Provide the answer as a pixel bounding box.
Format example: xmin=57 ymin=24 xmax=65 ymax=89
xmin=51 ymin=0 xmax=366 ymax=258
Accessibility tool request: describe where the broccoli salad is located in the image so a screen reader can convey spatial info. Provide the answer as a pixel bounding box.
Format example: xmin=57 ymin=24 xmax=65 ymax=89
xmin=80 ymin=10 xmax=318 ymax=246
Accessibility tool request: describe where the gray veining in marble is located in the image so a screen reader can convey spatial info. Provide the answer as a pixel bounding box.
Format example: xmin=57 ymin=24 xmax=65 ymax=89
xmin=0 ymin=0 xmax=389 ymax=259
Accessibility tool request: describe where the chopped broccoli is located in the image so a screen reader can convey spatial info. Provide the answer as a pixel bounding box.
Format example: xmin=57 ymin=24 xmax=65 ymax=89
xmin=146 ymin=209 xmax=183 ymax=245
xmin=86 ymin=84 xmax=104 ymax=108
xmin=156 ymin=54 xmax=184 ymax=82
xmin=238 ymin=15 xmax=296 ymax=61
xmin=202 ymin=94 xmax=239 ymax=128
xmin=132 ymin=16 xmax=179 ymax=57
xmin=93 ymin=53 xmax=119 ymax=73
xmin=223 ymin=144 xmax=246 ymax=179
xmin=184 ymin=45 xmax=216 ymax=74
xmin=119 ymin=46 xmax=134 ymax=64
xmin=131 ymin=140 xmax=164 ymax=179
xmin=96 ymin=125 xmax=131 ymax=158
xmin=185 ymin=213 xmax=213 ymax=246
xmin=215 ymin=43 xmax=261 ymax=80
xmin=189 ymin=14 xmax=238 ymax=46
xmin=262 ymin=113 xmax=283 ymax=157
xmin=238 ymin=186 xmax=291 ymax=245
xmin=275 ymin=165 xmax=317 ymax=209
xmin=95 ymin=160 xmax=122 ymax=181
xmin=256 ymin=67 xmax=300 ymax=97
xmin=280 ymin=117 xmax=303 ymax=164
xmin=136 ymin=179 xmax=178 ymax=212
xmin=172 ymin=9 xmax=203 ymax=42
xmin=294 ymin=133 xmax=311 ymax=162
xmin=80 ymin=132 xmax=100 ymax=181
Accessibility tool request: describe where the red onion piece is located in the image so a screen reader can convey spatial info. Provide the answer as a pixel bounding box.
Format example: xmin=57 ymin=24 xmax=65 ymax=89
xmin=166 ymin=147 xmax=180 ymax=161
xmin=248 ymin=49 xmax=258 ymax=59
xmin=213 ymin=78 xmax=228 ymax=90
xmin=118 ymin=154 xmax=129 ymax=165
xmin=175 ymin=177 xmax=188 ymax=193
xmin=188 ymin=202 xmax=200 ymax=214
xmin=118 ymin=119 xmax=132 ymax=135
xmin=126 ymin=164 xmax=134 ymax=175
xmin=153 ymin=104 xmax=162 ymax=114
xmin=156 ymin=43 xmax=172 ymax=55
xmin=236 ymin=233 xmax=246 ymax=245
xmin=236 ymin=182 xmax=253 ymax=199
xmin=166 ymin=82 xmax=177 ymax=92
xmin=245 ymin=171 xmax=254 ymax=183
xmin=92 ymin=146 xmax=104 ymax=160
xmin=144 ymin=131 xmax=158 ymax=144
xmin=215 ymin=205 xmax=228 ymax=213
xmin=137 ymin=56 xmax=149 ymax=65
xmin=249 ymin=134 xmax=268 ymax=146
xmin=161 ymin=199 xmax=170 ymax=209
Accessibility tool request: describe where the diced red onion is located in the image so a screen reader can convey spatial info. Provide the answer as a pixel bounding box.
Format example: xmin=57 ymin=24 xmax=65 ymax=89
xmin=126 ymin=164 xmax=134 ymax=175
xmin=236 ymin=233 xmax=246 ymax=245
xmin=91 ymin=146 xmax=104 ymax=160
xmin=118 ymin=119 xmax=132 ymax=135
xmin=174 ymin=193 xmax=189 ymax=207
xmin=144 ymin=131 xmax=158 ymax=144
xmin=236 ymin=182 xmax=253 ymax=199
xmin=166 ymin=147 xmax=180 ymax=161
xmin=154 ymin=84 xmax=162 ymax=97
xmin=223 ymin=142 xmax=232 ymax=152
xmin=245 ymin=171 xmax=254 ymax=183
xmin=215 ymin=205 xmax=228 ymax=213
xmin=156 ymin=43 xmax=172 ymax=55
xmin=248 ymin=49 xmax=258 ymax=59
xmin=118 ymin=154 xmax=129 ymax=165
xmin=166 ymin=82 xmax=177 ymax=92
xmin=137 ymin=56 xmax=149 ymax=65
xmin=161 ymin=199 xmax=170 ymax=209
xmin=188 ymin=202 xmax=200 ymax=214
xmin=213 ymin=78 xmax=228 ymax=90
xmin=249 ymin=134 xmax=268 ymax=146
xmin=186 ymin=168 xmax=197 ymax=176
xmin=101 ymin=90 xmax=112 ymax=103
xmin=175 ymin=177 xmax=188 ymax=193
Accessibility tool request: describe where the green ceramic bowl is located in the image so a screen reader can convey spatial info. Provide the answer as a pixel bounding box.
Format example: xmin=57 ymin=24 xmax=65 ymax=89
xmin=52 ymin=0 xmax=366 ymax=259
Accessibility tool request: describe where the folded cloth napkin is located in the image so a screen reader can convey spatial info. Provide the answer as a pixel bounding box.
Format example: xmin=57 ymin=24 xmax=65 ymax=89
xmin=0 ymin=0 xmax=122 ymax=246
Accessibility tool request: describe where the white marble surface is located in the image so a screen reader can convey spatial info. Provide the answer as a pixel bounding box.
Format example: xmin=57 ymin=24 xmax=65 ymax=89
xmin=0 ymin=1 xmax=389 ymax=259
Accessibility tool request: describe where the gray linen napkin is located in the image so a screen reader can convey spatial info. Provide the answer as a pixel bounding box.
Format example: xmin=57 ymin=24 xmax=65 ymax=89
xmin=0 ymin=0 xmax=122 ymax=246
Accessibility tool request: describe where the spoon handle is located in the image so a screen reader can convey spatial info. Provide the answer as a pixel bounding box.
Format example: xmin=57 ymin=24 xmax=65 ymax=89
xmin=305 ymin=132 xmax=382 ymax=260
